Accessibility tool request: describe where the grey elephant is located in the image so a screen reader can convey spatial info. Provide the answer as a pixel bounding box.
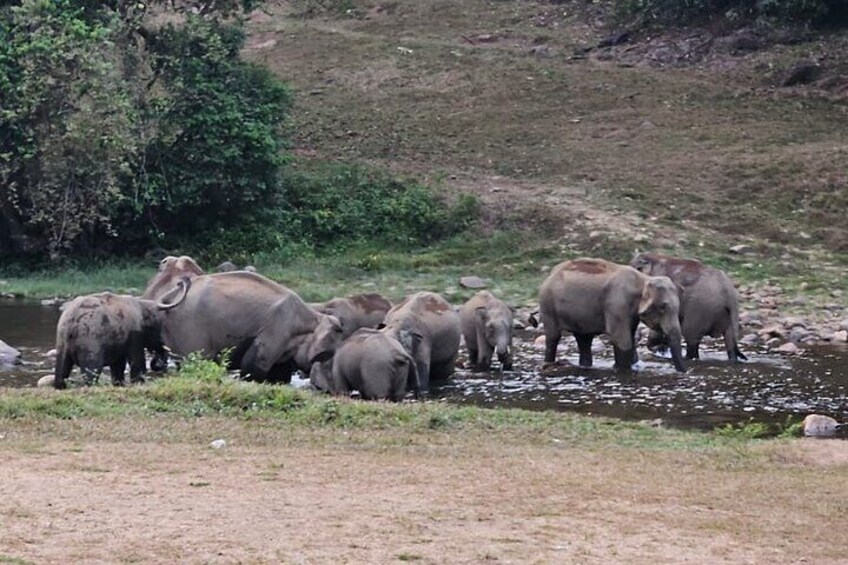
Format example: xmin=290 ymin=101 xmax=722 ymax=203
xmin=311 ymin=293 xmax=393 ymax=340
xmin=156 ymin=272 xmax=343 ymax=382
xmin=380 ymin=291 xmax=460 ymax=393
xmin=459 ymin=290 xmax=513 ymax=371
xmin=309 ymin=328 xmax=419 ymax=401
xmin=631 ymin=252 xmax=746 ymax=362
xmin=534 ymin=258 xmax=686 ymax=373
xmin=142 ymin=255 xmax=205 ymax=371
xmin=54 ymin=292 xmax=172 ymax=388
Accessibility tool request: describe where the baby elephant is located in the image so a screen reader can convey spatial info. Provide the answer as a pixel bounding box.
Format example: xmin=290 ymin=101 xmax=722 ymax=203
xmin=54 ymin=292 xmax=166 ymax=389
xmin=459 ymin=291 xmax=513 ymax=371
xmin=309 ymin=328 xmax=419 ymax=402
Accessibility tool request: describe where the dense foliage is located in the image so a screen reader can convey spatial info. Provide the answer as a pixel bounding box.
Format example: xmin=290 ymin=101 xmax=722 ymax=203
xmin=615 ymin=0 xmax=848 ymax=27
xmin=0 ymin=0 xmax=472 ymax=260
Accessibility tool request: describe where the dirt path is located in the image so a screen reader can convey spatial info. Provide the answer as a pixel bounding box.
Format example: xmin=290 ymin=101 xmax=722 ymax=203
xmin=1 ymin=427 xmax=847 ymax=564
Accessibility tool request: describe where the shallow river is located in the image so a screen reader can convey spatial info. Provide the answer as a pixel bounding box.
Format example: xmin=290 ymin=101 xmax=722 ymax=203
xmin=1 ymin=301 xmax=846 ymax=431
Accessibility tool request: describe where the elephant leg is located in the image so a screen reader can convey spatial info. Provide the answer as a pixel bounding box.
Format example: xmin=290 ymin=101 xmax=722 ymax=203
xmin=724 ymin=329 xmax=747 ymax=363
xmin=544 ymin=332 xmax=561 ymax=364
xmin=54 ymin=348 xmax=73 ymax=390
xmin=128 ymin=334 xmax=146 ymax=384
xmin=686 ymin=341 xmax=700 ymax=360
xmin=416 ymin=359 xmax=432 ymax=396
xmin=630 ymin=319 xmax=640 ymax=365
xmin=430 ymin=355 xmax=457 ymax=382
xmin=476 ymin=344 xmax=494 ymax=372
xmin=612 ymin=346 xmax=635 ymax=373
xmin=110 ymin=357 xmax=127 ymax=386
xmin=266 ymin=360 xmax=296 ymax=384
xmin=466 ymin=346 xmax=479 ymax=371
xmin=574 ymin=333 xmax=594 ymax=368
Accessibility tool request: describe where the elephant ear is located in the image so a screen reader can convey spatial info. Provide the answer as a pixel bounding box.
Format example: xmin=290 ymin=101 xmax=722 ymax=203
xmin=638 ymin=283 xmax=657 ymax=317
xmin=397 ymin=329 xmax=423 ymax=358
xmin=474 ymin=306 xmax=489 ymax=323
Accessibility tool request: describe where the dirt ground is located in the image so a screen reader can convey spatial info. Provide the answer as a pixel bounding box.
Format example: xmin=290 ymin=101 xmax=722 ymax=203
xmin=1 ymin=420 xmax=847 ymax=564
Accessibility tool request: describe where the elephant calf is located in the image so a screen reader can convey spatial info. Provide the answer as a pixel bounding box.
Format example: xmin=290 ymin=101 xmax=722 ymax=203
xmin=459 ymin=291 xmax=513 ymax=371
xmin=631 ymin=252 xmax=746 ymax=362
xmin=311 ymin=293 xmax=393 ymax=340
xmin=380 ymin=291 xmax=461 ymax=393
xmin=535 ymin=258 xmax=686 ymax=373
xmin=309 ymin=328 xmax=418 ymax=401
xmin=54 ymin=293 xmax=166 ymax=389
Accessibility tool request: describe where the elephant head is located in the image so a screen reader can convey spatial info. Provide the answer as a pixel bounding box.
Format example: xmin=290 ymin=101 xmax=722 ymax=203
xmin=475 ymin=306 xmax=513 ymax=371
xmin=638 ymin=276 xmax=685 ymax=372
xmin=240 ymin=296 xmax=344 ymax=380
xmin=308 ymin=359 xmax=333 ymax=393
xmin=142 ymin=255 xmax=203 ymax=300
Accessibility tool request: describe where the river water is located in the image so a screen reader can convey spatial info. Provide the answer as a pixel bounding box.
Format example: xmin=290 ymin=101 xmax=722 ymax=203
xmin=1 ymin=301 xmax=846 ymax=431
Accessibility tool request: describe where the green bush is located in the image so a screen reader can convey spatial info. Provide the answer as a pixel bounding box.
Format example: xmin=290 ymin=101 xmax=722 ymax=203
xmin=282 ymin=164 xmax=478 ymax=250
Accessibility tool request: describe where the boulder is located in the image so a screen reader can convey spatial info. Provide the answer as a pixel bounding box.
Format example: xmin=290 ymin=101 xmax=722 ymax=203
xmin=833 ymin=330 xmax=848 ymax=343
xmin=37 ymin=375 xmax=55 ymax=388
xmin=802 ymin=414 xmax=840 ymax=438
xmin=216 ymin=261 xmax=238 ymax=273
xmin=0 ymin=339 xmax=21 ymax=367
xmin=729 ymin=244 xmax=753 ymax=254
xmin=243 ymin=265 xmax=257 ymax=273
xmin=775 ymin=342 xmax=799 ymax=355
xmin=459 ymin=276 xmax=487 ymax=290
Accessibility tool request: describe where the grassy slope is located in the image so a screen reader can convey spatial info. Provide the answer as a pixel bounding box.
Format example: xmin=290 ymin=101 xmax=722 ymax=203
xmin=248 ymin=0 xmax=848 ymax=290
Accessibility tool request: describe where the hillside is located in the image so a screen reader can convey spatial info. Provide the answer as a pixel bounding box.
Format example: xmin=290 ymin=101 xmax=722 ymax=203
xmin=245 ymin=1 xmax=847 ymax=291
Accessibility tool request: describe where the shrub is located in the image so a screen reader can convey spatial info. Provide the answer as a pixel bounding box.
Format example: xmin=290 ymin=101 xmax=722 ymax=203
xmin=614 ymin=0 xmax=847 ymax=27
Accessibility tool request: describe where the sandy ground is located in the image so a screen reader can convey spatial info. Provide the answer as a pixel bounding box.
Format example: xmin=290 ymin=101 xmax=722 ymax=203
xmin=1 ymin=423 xmax=847 ymax=565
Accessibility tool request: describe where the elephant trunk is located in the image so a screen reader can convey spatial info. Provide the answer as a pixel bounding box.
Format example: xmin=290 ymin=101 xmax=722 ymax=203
xmin=663 ymin=327 xmax=686 ymax=372
xmin=495 ymin=333 xmax=512 ymax=371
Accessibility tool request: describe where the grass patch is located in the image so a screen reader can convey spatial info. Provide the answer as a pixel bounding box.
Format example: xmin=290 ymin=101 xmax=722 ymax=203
xmin=0 ymin=357 xmax=778 ymax=452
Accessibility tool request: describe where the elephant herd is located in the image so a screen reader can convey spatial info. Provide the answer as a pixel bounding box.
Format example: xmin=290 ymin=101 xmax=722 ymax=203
xmin=52 ymin=251 xmax=746 ymax=401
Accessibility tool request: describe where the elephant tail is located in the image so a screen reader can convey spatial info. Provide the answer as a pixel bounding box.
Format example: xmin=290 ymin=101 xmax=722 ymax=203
xmin=726 ymin=301 xmax=747 ymax=362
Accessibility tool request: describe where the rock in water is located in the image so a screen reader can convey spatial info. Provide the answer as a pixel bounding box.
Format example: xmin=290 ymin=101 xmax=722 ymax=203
xmin=0 ymin=340 xmax=21 ymax=367
xmin=37 ymin=375 xmax=55 ymax=388
xmin=803 ymin=414 xmax=840 ymax=438
xmin=459 ymin=276 xmax=487 ymax=289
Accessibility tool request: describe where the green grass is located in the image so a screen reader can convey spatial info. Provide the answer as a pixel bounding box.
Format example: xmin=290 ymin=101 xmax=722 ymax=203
xmin=0 ymin=263 xmax=152 ymax=299
xmin=0 ymin=357 xmax=778 ymax=452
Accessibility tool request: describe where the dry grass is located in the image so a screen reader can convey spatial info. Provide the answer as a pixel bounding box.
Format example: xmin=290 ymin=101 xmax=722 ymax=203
xmin=0 ymin=417 xmax=846 ymax=563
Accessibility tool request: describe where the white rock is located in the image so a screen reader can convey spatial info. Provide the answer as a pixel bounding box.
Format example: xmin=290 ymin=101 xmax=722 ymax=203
xmin=839 ymin=319 xmax=848 ymax=332
xmin=803 ymin=414 xmax=840 ymax=438
xmin=775 ymin=342 xmax=800 ymax=354
xmin=533 ymin=335 xmax=546 ymax=350
xmin=729 ymin=244 xmax=753 ymax=254
xmin=833 ymin=330 xmax=848 ymax=343
xmin=209 ymin=439 xmax=227 ymax=449
xmin=37 ymin=375 xmax=55 ymax=388
xmin=0 ymin=340 xmax=21 ymax=366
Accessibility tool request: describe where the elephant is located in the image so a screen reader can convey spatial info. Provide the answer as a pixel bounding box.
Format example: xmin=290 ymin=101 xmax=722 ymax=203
xmin=380 ymin=291 xmax=461 ymax=393
xmin=311 ymin=293 xmax=393 ymax=340
xmin=309 ymin=328 xmax=419 ymax=401
xmin=155 ymin=271 xmax=343 ymax=382
xmin=141 ymin=255 xmax=204 ymax=370
xmin=54 ymin=292 xmax=170 ymax=389
xmin=630 ymin=252 xmax=747 ymax=362
xmin=533 ymin=258 xmax=686 ymax=373
xmin=142 ymin=255 xmax=205 ymax=300
xmin=459 ymin=290 xmax=513 ymax=371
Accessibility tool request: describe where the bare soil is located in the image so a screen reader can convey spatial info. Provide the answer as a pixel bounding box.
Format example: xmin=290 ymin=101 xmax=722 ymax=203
xmin=1 ymin=420 xmax=847 ymax=564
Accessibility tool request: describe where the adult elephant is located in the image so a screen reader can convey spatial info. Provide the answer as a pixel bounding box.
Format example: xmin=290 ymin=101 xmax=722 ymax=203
xmin=311 ymin=293 xmax=392 ymax=340
xmin=534 ymin=258 xmax=686 ymax=373
xmin=142 ymin=255 xmax=205 ymax=300
xmin=157 ymin=272 xmax=343 ymax=382
xmin=380 ymin=291 xmax=460 ymax=393
xmin=630 ymin=252 xmax=746 ymax=362
xmin=142 ymin=255 xmax=204 ymax=371
xmin=309 ymin=328 xmax=418 ymax=402
xmin=459 ymin=290 xmax=513 ymax=371
xmin=54 ymin=292 xmax=170 ymax=388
